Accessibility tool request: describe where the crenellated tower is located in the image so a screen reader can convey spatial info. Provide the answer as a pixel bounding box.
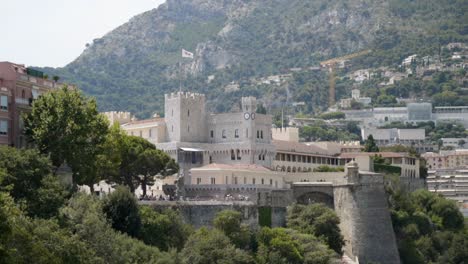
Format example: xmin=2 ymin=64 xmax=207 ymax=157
xmin=164 ymin=92 xmax=206 ymax=142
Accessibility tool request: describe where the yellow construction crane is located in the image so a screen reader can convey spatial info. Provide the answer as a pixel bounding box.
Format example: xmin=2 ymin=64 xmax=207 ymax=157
xmin=320 ymin=49 xmax=372 ymax=107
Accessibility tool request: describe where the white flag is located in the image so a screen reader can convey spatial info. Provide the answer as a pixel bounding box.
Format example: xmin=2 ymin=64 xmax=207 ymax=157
xmin=182 ymin=49 xmax=194 ymax=59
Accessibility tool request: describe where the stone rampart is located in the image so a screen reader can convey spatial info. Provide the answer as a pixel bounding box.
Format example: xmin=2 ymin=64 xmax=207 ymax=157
xmin=142 ymin=200 xmax=287 ymax=228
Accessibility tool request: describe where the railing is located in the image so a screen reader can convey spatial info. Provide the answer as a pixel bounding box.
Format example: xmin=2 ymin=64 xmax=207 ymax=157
xmin=15 ymin=98 xmax=30 ymax=105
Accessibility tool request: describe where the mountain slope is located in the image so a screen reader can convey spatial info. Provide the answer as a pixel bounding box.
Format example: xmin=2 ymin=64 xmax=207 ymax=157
xmin=40 ymin=0 xmax=468 ymax=117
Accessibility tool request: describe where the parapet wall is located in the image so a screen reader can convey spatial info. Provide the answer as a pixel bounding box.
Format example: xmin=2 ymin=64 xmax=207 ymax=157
xmin=165 ymin=91 xmax=205 ymax=101
xmin=271 ymin=127 xmax=299 ymax=142
xmin=144 ymin=201 xmax=287 ymax=229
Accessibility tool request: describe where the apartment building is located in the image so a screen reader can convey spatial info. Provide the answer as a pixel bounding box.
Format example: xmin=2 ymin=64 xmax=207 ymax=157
xmin=0 ymin=62 xmax=71 ymax=147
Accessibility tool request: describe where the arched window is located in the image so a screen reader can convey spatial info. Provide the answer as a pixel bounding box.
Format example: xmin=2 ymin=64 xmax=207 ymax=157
xmin=261 ymin=178 xmax=264 ymax=185
xmin=231 ymin=149 xmax=235 ymax=160
xmin=187 ymin=109 xmax=190 ymax=116
xmin=222 ymin=130 xmax=226 ymax=138
xmin=236 ymin=149 xmax=241 ymax=160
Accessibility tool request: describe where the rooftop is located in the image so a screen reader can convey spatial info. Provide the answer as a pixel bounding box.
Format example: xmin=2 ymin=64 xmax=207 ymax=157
xmin=122 ymin=118 xmax=165 ymax=126
xmin=339 ymin=152 xmax=410 ymax=159
xmin=273 ymin=140 xmax=334 ymax=156
xmin=192 ymin=163 xmax=272 ymax=172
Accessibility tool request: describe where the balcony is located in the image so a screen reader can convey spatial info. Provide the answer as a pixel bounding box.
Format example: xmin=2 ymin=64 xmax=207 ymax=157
xmin=15 ymin=98 xmax=32 ymax=106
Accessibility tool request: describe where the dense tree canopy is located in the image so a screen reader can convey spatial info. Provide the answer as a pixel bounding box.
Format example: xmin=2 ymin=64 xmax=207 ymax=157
xmin=102 ymin=186 xmax=141 ymax=237
xmin=107 ymin=129 xmax=178 ymax=194
xmin=213 ymin=210 xmax=252 ymax=250
xmin=256 ymin=227 xmax=337 ymax=264
xmin=139 ymin=206 xmax=192 ymax=251
xmin=180 ymin=227 xmax=255 ymax=264
xmin=0 ymin=146 xmax=68 ymax=218
xmin=387 ymin=184 xmax=468 ymax=263
xmin=287 ymin=204 xmax=345 ymax=254
xmin=24 ymin=86 xmax=109 ymax=187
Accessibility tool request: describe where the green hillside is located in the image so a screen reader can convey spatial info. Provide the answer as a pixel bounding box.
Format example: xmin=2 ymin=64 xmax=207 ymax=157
xmin=39 ymin=0 xmax=468 ymax=118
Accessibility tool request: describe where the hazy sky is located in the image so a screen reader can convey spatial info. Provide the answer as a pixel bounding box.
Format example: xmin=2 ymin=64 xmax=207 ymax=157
xmin=0 ymin=0 xmax=165 ymax=68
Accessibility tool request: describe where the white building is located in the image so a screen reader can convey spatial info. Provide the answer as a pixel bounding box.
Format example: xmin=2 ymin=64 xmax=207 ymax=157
xmin=441 ymin=138 xmax=468 ymax=149
xmin=361 ymin=127 xmax=433 ymax=153
xmin=402 ymin=54 xmax=417 ymax=66
xmin=106 ymin=92 xmax=275 ymax=186
xmin=427 ymin=169 xmax=468 ymax=209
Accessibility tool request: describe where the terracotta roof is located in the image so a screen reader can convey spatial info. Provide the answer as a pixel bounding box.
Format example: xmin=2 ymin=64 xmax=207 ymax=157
xmin=273 ymin=140 xmax=333 ymax=156
xmin=339 ymin=152 xmax=408 ymax=159
xmin=192 ymin=163 xmax=272 ymax=172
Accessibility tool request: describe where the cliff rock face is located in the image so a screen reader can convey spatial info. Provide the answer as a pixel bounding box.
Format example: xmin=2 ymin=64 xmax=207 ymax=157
xmin=40 ymin=0 xmax=467 ymax=117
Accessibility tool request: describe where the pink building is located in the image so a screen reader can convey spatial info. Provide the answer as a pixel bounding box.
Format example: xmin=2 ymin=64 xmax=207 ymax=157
xmin=0 ymin=62 xmax=72 ymax=147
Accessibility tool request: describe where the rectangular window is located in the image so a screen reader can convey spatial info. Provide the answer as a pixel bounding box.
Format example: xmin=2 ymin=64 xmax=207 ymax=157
xmin=149 ymin=129 xmax=152 ymax=138
xmin=139 ymin=131 xmax=142 ymax=137
xmin=0 ymin=120 xmax=7 ymax=135
xmin=197 ymin=178 xmax=201 ymax=185
xmin=0 ymin=96 xmax=7 ymax=110
xmin=211 ymin=178 xmax=216 ymax=185
xmin=235 ymin=129 xmax=239 ymax=138
xmin=257 ymin=130 xmax=259 ymax=138
xmin=252 ymin=178 xmax=256 ymax=185
xmin=222 ymin=130 xmax=226 ymax=138
xmin=210 ymin=130 xmax=214 ymax=138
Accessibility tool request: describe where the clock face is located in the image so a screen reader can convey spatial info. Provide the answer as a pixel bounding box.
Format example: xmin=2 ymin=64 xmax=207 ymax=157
xmin=251 ymin=113 xmax=256 ymax=120
xmin=244 ymin=112 xmax=250 ymax=120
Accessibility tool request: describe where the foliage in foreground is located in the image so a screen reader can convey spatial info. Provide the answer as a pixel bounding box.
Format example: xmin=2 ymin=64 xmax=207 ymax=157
xmin=388 ymin=187 xmax=468 ymax=263
xmin=287 ymin=204 xmax=345 ymax=255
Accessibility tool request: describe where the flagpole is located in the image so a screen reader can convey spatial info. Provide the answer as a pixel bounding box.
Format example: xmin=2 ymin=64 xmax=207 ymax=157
xmin=180 ymin=49 xmax=194 ymax=93
xmin=179 ymin=60 xmax=182 ymax=92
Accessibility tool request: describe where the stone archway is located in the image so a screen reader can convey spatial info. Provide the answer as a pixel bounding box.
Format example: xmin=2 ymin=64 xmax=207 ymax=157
xmin=296 ymin=192 xmax=334 ymax=208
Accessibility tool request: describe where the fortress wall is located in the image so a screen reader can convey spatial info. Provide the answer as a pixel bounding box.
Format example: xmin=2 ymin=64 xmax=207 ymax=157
xmin=334 ymin=176 xmax=400 ymax=264
xmin=146 ymin=201 xmax=287 ymax=229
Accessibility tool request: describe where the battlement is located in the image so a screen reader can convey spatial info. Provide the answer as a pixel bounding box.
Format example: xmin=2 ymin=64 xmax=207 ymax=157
xmin=272 ymin=127 xmax=299 ymax=142
xmin=165 ymin=91 xmax=205 ymax=101
xmin=103 ymin=111 xmax=134 ymax=125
